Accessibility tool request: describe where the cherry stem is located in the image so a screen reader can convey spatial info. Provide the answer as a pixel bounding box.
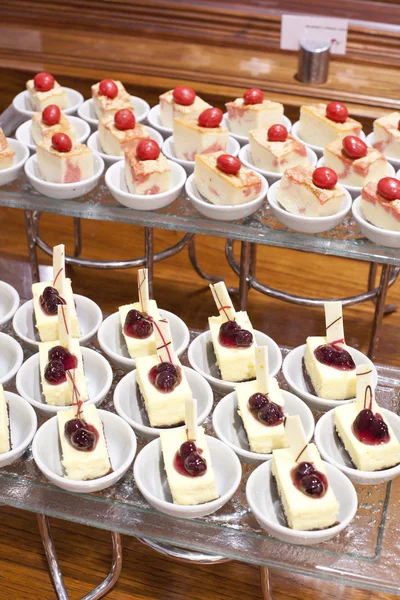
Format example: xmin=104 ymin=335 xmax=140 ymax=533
xmin=364 ymin=384 xmax=373 ymax=411
xmin=67 ymin=370 xmax=83 ymax=420
xmin=137 ymin=271 xmax=146 ymax=311
xmin=61 ymin=306 xmax=69 ymax=336
xmin=150 ymin=317 xmax=173 ymax=363
xmin=211 ymin=285 xmax=231 ymax=321
xmin=53 ymin=267 xmax=63 ymax=287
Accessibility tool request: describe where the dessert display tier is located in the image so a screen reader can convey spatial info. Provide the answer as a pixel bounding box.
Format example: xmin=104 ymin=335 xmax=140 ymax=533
xmin=1 ymin=325 xmax=400 ymax=595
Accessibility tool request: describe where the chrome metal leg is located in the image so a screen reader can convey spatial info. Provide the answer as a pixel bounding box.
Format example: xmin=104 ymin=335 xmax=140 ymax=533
xmin=145 ymin=227 xmax=154 ymax=298
xmin=137 ymin=537 xmax=231 ymax=564
xmin=239 ymin=241 xmax=251 ymax=310
xmin=24 ymin=210 xmax=39 ymax=283
xmin=259 ymin=567 xmax=274 ymax=600
xmin=368 ymin=262 xmax=377 ymax=292
xmin=368 ymin=264 xmax=393 ymax=360
xmin=73 ymin=218 xmax=82 ymax=257
xmin=188 ymin=236 xmax=221 ymax=284
xmin=37 ymin=514 xmax=122 ymax=600
xmin=250 ymin=242 xmax=257 ymax=278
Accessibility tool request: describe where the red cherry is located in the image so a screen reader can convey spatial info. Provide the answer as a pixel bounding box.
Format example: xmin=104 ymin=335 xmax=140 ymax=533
xmin=172 ymin=86 xmax=196 ymax=106
xmin=42 ymin=105 xmax=61 ymax=126
xmin=216 ymin=154 xmax=241 ymax=175
xmin=136 ymin=139 xmax=160 ymax=161
xmin=52 ymin=133 xmax=72 ymax=153
xmin=99 ymin=79 xmax=118 ymax=99
xmin=114 ymin=109 xmax=135 ymax=131
xmin=243 ymin=88 xmax=264 ymax=105
xmin=326 ymin=101 xmax=349 ymax=123
xmin=342 ymin=135 xmax=367 ymax=159
xmin=377 ymin=177 xmax=400 ymax=201
xmin=33 ymin=72 xmax=55 ymax=92
xmin=268 ymin=124 xmax=288 ymax=142
xmin=312 ymin=167 xmax=338 ymax=189
xmin=198 ymin=107 xmax=223 ymax=128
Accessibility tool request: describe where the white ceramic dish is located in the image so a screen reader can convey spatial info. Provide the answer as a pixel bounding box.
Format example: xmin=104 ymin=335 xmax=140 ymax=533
xmin=188 ymin=330 xmax=282 ymax=394
xmin=24 ymin=152 xmax=104 ymax=200
xmin=15 ymin=347 xmax=113 ymax=415
xmin=352 ymin=196 xmax=400 ymax=249
xmin=12 ymin=294 xmax=103 ymax=351
xmin=13 ymin=88 xmax=84 ymax=119
xmin=0 ymin=391 xmax=37 ymax=468
xmin=0 ymin=281 xmax=20 ymax=326
xmin=246 ymin=459 xmax=357 ymax=545
xmin=134 ymin=435 xmax=242 ymax=518
xmin=212 ymin=390 xmax=314 ymax=465
xmin=0 ymin=333 xmax=24 ymax=385
xmin=0 ymin=139 xmax=29 ymax=186
xmin=366 ymin=132 xmax=400 ymax=170
xmin=105 ymin=159 xmax=186 ymax=210
xmin=185 ymin=172 xmax=267 ymax=222
xmin=78 ymin=96 xmax=150 ymax=129
xmin=15 ymin=116 xmax=91 ymax=153
xmin=239 ymin=143 xmax=318 ymax=185
xmin=147 ymin=104 xmax=174 ymax=139
xmin=32 ymin=409 xmax=137 ymax=493
xmin=114 ymin=366 xmax=214 ymax=440
xmin=87 ymin=126 xmax=164 ymax=166
xmin=267 ymin=180 xmax=352 ymax=234
xmin=222 ymin=113 xmax=293 ymax=147
xmin=162 ymin=135 xmax=241 ymax=175
xmin=282 ymin=344 xmax=377 ymax=412
xmin=97 ymin=309 xmax=190 ymax=371
xmin=316 ymin=408 xmax=400 ymax=485
xmin=291 ymin=121 xmax=367 ymax=158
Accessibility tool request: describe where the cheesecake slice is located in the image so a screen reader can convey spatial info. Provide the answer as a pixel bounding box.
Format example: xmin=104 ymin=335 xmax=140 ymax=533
xmin=37 ymin=136 xmax=93 ymax=184
xmin=209 ymin=282 xmax=257 ymax=382
xmin=173 ymin=113 xmax=229 ymax=161
xmin=298 ymin=103 xmax=362 ymax=147
xmin=324 ymin=137 xmax=388 ymax=187
xmin=304 ymin=302 xmax=356 ymax=400
xmin=159 ymin=87 xmax=211 ymax=129
xmin=26 ymin=72 xmax=69 ymax=112
xmin=226 ymin=89 xmax=284 ymax=137
xmin=249 ymin=127 xmax=308 ymax=173
xmin=98 ymin=110 xmax=149 ymax=156
xmin=361 ymin=178 xmax=400 ymax=232
xmin=124 ymin=142 xmax=170 ymax=195
xmin=272 ymin=415 xmax=339 ymax=531
xmin=276 ymin=164 xmax=345 ymax=217
xmin=373 ymin=112 xmax=400 ymax=159
xmin=0 ymin=385 xmax=11 ymax=454
xmin=91 ymin=79 xmax=133 ymax=119
xmin=0 ymin=128 xmax=15 ymax=170
xmin=31 ymin=109 xmax=76 ymax=145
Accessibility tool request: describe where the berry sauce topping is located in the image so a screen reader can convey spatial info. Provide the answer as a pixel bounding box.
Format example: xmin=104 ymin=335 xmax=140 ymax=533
xmin=312 ymin=167 xmax=338 ymax=190
xmin=34 ymin=72 xmax=55 ymax=92
xmin=52 ymin=132 xmax=72 ymax=153
xmin=248 ymin=393 xmax=284 ymax=426
xmin=243 ymin=88 xmax=264 ymax=105
xmin=148 ymin=362 xmax=181 ymax=393
xmin=44 ymin=346 xmax=78 ymax=385
xmin=49 ymin=345 xmax=78 ymax=370
xmin=174 ymin=440 xmax=207 ymax=477
xmin=114 ymin=108 xmax=135 ymax=131
xmin=64 ymin=418 xmax=99 ymax=452
xmin=99 ymin=79 xmax=118 ymax=99
xmin=172 ymin=86 xmax=196 ymax=106
xmin=325 ymin=101 xmax=348 ymax=123
xmin=216 ymin=154 xmax=241 ymax=176
xmin=124 ymin=309 xmax=153 ymax=339
xmin=291 ymin=461 xmax=327 ymax=498
xmin=42 ymin=104 xmax=61 ymax=126
xmin=267 ymin=124 xmax=288 ymax=142
xmin=39 ymin=286 xmax=66 ymax=316
xmin=198 ymin=107 xmax=223 ymax=128
xmin=377 ymin=177 xmax=400 ymax=201
xmin=352 ymin=384 xmax=390 ymax=445
xmin=136 ymin=139 xmax=160 ymax=161
xmin=342 ymin=135 xmax=367 ymax=159
xmin=218 ymin=319 xmax=253 ymax=348
xmin=314 ymin=343 xmax=356 ymax=371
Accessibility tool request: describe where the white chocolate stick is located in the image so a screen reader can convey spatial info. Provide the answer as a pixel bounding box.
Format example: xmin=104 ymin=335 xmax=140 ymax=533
xmin=324 ymin=301 xmax=345 ymax=345
xmin=154 ymin=318 xmax=177 ymax=364
xmin=356 ymin=364 xmax=376 ymax=413
xmin=52 ymin=244 xmax=65 ymax=296
xmin=137 ymin=268 xmax=149 ymax=313
xmin=284 ymin=415 xmax=308 ymax=461
xmin=255 ymin=346 xmax=269 ymax=394
xmin=209 ymin=282 xmax=236 ymax=323
xmin=66 ymin=369 xmax=83 ymax=416
xmin=57 ymin=304 xmax=71 ymax=349
xmin=185 ymin=397 xmax=197 ymax=442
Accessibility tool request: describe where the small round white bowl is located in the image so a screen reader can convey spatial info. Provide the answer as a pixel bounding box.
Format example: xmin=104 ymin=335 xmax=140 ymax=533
xmin=114 ymin=366 xmax=214 ymax=440
xmin=0 ymin=139 xmax=29 ymax=186
xmin=185 ymin=172 xmax=268 ymax=222
xmin=316 ymin=157 xmax=395 ymax=199
xmin=105 ymin=159 xmax=186 ymax=210
xmin=291 ymin=121 xmax=367 ymax=158
xmin=282 ymin=344 xmax=377 ymax=412
xmin=366 ymin=132 xmax=400 ymax=170
xmin=32 ymin=409 xmax=137 ymax=493
xmin=212 ymin=390 xmax=315 ymax=466
xmin=97 ymin=309 xmax=190 ymax=371
xmin=134 ymin=435 xmax=242 ymax=518
xmin=188 ymin=330 xmax=282 ymax=394
xmin=12 ymin=294 xmax=103 ymax=351
xmin=24 ymin=152 xmax=104 ymax=200
xmin=15 ymin=347 xmax=113 ymax=415
xmin=162 ymin=135 xmax=241 ymax=175
xmin=0 ymin=281 xmax=20 ymax=327
xmin=87 ymin=126 xmax=164 ymax=166
xmin=78 ymin=96 xmax=150 ymax=129
xmin=239 ymin=144 xmax=318 ymax=185
xmin=352 ymin=196 xmax=400 ymax=249
xmin=0 ymin=333 xmax=24 ymax=385
xmin=147 ymin=104 xmax=174 ymax=139
xmin=222 ymin=114 xmax=293 ymax=147
xmin=15 ymin=116 xmax=91 ymax=153
xmin=13 ymin=88 xmax=84 ymax=119
xmin=0 ymin=391 xmax=37 ymax=468
xmin=246 ymin=459 xmax=357 ymax=545
xmin=315 ymin=408 xmax=400 ymax=485
xmin=267 ymin=180 xmax=352 ymax=234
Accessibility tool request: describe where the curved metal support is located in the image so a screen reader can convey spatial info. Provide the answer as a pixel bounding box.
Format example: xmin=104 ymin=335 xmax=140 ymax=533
xmin=37 ymin=514 xmax=122 ymax=600
xmin=73 ymin=217 xmax=82 ymax=257
xmin=260 ymin=567 xmax=274 ymax=600
xmin=188 ymin=236 xmax=239 ymax=294
xmin=368 ymin=262 xmax=397 ymax=314
xmin=137 ymin=537 xmax=231 ymax=565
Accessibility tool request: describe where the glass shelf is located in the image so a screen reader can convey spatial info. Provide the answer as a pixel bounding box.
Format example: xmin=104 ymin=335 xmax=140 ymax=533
xmin=1 ymin=325 xmax=400 ymax=595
